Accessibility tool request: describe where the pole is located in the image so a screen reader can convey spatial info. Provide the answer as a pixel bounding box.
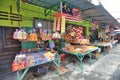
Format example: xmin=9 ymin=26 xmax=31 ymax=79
xmin=60 ymin=1 xmax=62 ymax=13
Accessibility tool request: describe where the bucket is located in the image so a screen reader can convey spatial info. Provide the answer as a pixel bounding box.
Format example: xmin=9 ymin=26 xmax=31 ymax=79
xmin=95 ymin=52 xmax=99 ymax=59
xmin=60 ymin=54 xmax=66 ymax=62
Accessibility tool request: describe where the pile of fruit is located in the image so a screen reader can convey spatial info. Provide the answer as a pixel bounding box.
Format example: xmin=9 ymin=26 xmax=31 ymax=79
xmin=79 ymin=45 xmax=97 ymax=51
xmin=87 ymin=46 xmax=97 ymax=50
xmin=62 ymin=43 xmax=86 ymax=54
xmin=12 ymin=54 xmax=26 ymax=72
xmin=69 ymin=27 xmax=83 ymax=39
xmin=12 ymin=51 xmax=56 ymax=72
xmin=79 ymin=39 xmax=90 ymax=45
xmin=44 ymin=52 xmax=55 ymax=60
xmin=62 ymin=44 xmax=97 ymax=54
xmin=64 ymin=27 xmax=84 ymax=43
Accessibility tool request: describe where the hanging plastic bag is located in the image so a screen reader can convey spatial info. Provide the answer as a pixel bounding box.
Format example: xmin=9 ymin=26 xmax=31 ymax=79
xmin=17 ymin=30 xmax=22 ymax=40
xmin=49 ymin=40 xmax=55 ymax=50
xmin=52 ymin=32 xmax=61 ymax=39
xmin=34 ymin=33 xmax=38 ymax=41
xmin=22 ymin=30 xmax=27 ymax=40
xmin=13 ymin=29 xmax=18 ymax=39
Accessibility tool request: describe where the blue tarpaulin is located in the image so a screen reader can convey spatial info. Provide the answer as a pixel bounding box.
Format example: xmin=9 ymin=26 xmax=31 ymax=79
xmin=114 ymin=31 xmax=120 ymax=34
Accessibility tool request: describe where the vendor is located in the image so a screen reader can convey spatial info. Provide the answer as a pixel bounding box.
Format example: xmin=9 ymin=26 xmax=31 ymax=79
xmin=110 ymin=29 xmax=115 ymax=40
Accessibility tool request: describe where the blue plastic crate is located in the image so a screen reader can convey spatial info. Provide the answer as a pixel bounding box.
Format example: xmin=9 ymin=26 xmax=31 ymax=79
xmin=37 ymin=66 xmax=48 ymax=74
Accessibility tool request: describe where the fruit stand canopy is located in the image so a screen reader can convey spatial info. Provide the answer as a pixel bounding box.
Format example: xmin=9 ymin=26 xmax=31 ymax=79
xmin=22 ymin=0 xmax=119 ymax=26
xmin=83 ymin=5 xmax=119 ymax=26
xmin=25 ymin=0 xmax=95 ymax=11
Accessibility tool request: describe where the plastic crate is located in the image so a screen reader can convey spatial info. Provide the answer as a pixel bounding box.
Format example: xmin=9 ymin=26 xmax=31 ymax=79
xmin=37 ymin=66 xmax=48 ymax=74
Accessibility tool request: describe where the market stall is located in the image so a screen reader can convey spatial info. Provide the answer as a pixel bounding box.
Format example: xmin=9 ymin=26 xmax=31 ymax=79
xmin=93 ymin=42 xmax=112 ymax=53
xmin=93 ymin=40 xmax=118 ymax=53
xmin=93 ymin=24 xmax=118 ymax=53
xmin=111 ymin=40 xmax=118 ymax=47
xmin=1 ymin=0 xmax=120 ymax=80
xmin=59 ymin=42 xmax=100 ymax=72
xmin=52 ymin=12 xmax=101 ymax=72
xmin=12 ymin=28 xmax=61 ymax=80
xmin=12 ymin=51 xmax=60 ymax=80
xmin=11 ymin=0 xmax=117 ymax=78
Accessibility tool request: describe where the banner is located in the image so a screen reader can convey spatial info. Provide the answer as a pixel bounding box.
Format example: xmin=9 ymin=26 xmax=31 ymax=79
xmin=61 ymin=16 xmax=66 ymax=34
xmin=53 ymin=17 xmax=57 ymax=32
xmin=57 ymin=17 xmax=61 ymax=31
xmin=92 ymin=18 xmax=98 ymax=28
xmin=62 ymin=3 xmax=82 ymax=22
xmin=105 ymin=24 xmax=110 ymax=33
xmin=62 ymin=3 xmax=73 ymax=15
xmin=66 ymin=8 xmax=82 ymax=22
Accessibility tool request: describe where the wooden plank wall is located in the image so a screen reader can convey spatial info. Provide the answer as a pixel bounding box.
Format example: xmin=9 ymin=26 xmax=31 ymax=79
xmin=0 ymin=27 xmax=21 ymax=80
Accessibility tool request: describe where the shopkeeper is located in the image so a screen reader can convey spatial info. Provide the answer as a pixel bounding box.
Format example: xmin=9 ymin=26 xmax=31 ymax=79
xmin=110 ymin=29 xmax=115 ymax=40
xmin=36 ymin=39 xmax=56 ymax=51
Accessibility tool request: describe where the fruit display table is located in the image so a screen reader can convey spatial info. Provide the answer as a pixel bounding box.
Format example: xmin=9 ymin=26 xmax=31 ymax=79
xmin=12 ymin=51 xmax=60 ymax=80
xmin=93 ymin=42 xmax=112 ymax=53
xmin=110 ymin=40 xmax=118 ymax=47
xmin=59 ymin=39 xmax=100 ymax=72
xmin=59 ymin=46 xmax=100 ymax=73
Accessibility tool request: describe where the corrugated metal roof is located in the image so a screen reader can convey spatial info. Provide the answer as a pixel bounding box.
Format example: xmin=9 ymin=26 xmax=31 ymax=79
xmin=23 ymin=0 xmax=119 ymax=27
xmin=95 ymin=5 xmax=117 ymax=22
xmin=25 ymin=0 xmax=95 ymax=11
xmin=83 ymin=5 xmax=119 ymax=26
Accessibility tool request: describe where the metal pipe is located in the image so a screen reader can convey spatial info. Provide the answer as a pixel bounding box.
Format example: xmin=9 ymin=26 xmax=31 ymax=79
xmin=60 ymin=1 xmax=62 ymax=13
xmin=21 ymin=7 xmax=43 ymax=14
